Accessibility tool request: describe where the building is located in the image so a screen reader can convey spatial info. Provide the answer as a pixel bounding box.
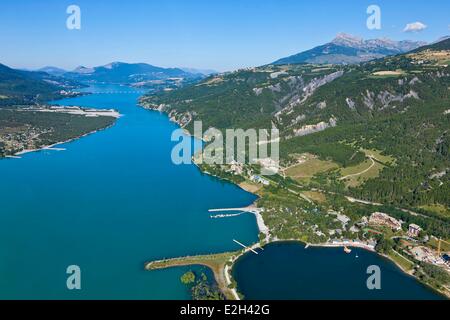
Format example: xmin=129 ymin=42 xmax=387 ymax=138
xmin=356 ymin=216 xmax=369 ymax=228
xmin=228 ymin=161 xmax=243 ymax=175
xmin=408 ymin=224 xmax=421 ymax=238
xmin=250 ymin=175 xmax=270 ymax=186
xmin=410 ymin=246 xmax=441 ymax=265
xmin=369 ymin=212 xmax=402 ymax=231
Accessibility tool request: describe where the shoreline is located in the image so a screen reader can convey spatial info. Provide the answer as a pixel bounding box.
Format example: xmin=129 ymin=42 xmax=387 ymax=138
xmin=139 ymin=102 xmax=449 ymax=300
xmin=1 ymin=113 xmax=120 ymax=159
xmin=145 ymin=239 xmax=449 ymax=300
xmin=231 ymin=240 xmax=449 ymax=300
xmin=8 ymin=125 xmax=115 ymax=158
xmin=194 ymin=169 xmax=450 ymax=299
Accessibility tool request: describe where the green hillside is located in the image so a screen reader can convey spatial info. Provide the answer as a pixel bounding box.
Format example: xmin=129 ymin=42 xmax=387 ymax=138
xmin=140 ymin=39 xmax=450 ymax=215
xmin=0 ymin=63 xmax=75 ymax=106
xmin=0 ymin=63 xmax=117 ymax=157
xmin=141 ymin=64 xmax=345 ymax=131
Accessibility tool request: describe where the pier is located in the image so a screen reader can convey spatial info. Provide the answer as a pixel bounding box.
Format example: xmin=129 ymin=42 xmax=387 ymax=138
xmin=233 ymin=239 xmax=259 ymax=255
xmin=43 ymin=147 xmax=66 ymax=151
xmin=210 ymin=213 xmax=244 ymax=219
xmin=208 ymin=205 xmax=262 ymax=214
xmin=209 ymin=205 xmax=270 ymax=242
xmin=89 ymin=91 xmax=147 ymax=94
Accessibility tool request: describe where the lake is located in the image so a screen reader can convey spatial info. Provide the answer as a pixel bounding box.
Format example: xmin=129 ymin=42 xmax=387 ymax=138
xmin=0 ymin=84 xmax=443 ymax=300
xmin=232 ymin=242 xmax=444 ymax=300
xmin=0 ymin=84 xmax=258 ymax=299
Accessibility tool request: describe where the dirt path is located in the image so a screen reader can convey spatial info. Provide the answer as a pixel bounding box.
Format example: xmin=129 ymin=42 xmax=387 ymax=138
xmin=339 ymin=156 xmax=376 ymax=181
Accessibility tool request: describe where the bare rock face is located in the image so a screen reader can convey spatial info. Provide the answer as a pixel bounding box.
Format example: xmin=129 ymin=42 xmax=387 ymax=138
xmin=168 ymin=110 xmax=192 ymax=128
xmin=293 ymin=117 xmax=337 ymax=137
xmin=141 ymin=102 xmax=168 ymax=112
xmin=253 ymin=87 xmax=263 ymax=96
xmin=273 ymin=33 xmax=426 ymax=65
xmin=362 ymin=90 xmax=375 ymax=110
xmin=409 ymin=77 xmax=421 ymax=85
xmin=317 ymin=101 xmax=327 ymax=109
xmin=275 ymin=71 xmax=344 ymax=119
xmin=291 ymin=114 xmax=306 ymax=125
xmin=377 ymin=90 xmax=420 ymax=109
xmin=301 ymin=71 xmax=344 ymax=102
xmin=435 ymin=71 xmax=450 ymax=78
xmin=268 ymin=83 xmax=282 ymax=93
xmin=346 ymin=98 xmax=356 ymax=110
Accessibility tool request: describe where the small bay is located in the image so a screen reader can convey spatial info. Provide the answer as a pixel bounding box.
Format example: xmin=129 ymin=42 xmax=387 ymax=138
xmin=232 ymin=242 xmax=444 ymax=300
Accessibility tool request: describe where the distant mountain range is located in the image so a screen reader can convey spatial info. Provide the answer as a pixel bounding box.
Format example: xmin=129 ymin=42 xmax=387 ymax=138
xmin=0 ymin=63 xmax=83 ymax=105
xmin=273 ymin=33 xmax=427 ymax=65
xmin=37 ymin=66 xmax=67 ymax=76
xmin=140 ymin=38 xmax=450 ymax=234
xmin=0 ymin=61 xmax=212 ymax=105
xmin=63 ymin=62 xmax=204 ymax=85
xmin=181 ymin=68 xmax=217 ymax=76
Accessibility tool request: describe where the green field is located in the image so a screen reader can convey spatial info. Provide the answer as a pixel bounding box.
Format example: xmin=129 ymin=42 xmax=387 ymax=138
xmin=420 ymin=204 xmax=450 ymax=219
xmin=302 ymin=190 xmax=327 ymax=203
xmin=369 ymin=70 xmax=406 ymax=78
xmin=388 ymin=250 xmax=415 ymax=272
xmin=339 ymin=149 xmax=394 ymax=187
xmin=428 ymin=238 xmax=450 ymax=253
xmin=284 ymin=153 xmax=338 ymax=182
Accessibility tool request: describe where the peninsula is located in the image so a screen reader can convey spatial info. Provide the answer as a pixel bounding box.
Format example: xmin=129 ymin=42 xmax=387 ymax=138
xmin=0 ymin=106 xmax=119 ymax=158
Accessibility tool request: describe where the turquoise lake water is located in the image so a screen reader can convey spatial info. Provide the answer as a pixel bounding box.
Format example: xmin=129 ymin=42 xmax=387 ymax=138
xmin=0 ymin=84 xmax=258 ymax=299
xmin=233 ymin=242 xmax=444 ymax=300
xmin=0 ymin=84 xmax=444 ymax=300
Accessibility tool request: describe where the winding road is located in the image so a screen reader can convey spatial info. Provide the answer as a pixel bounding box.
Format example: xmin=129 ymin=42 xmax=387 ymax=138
xmin=339 ymin=156 xmax=376 ymax=181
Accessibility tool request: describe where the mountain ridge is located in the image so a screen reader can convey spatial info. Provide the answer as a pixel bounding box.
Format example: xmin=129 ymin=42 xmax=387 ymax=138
xmin=140 ymin=37 xmax=450 ymax=215
xmin=0 ymin=63 xmax=79 ymax=105
xmin=64 ymin=61 xmax=203 ymax=85
xmin=273 ymin=33 xmax=427 ymax=65
xmin=37 ymin=66 xmax=67 ymax=76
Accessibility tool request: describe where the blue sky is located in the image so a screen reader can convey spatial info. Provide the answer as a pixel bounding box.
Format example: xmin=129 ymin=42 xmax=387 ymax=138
xmin=1 ymin=0 xmax=449 ymax=71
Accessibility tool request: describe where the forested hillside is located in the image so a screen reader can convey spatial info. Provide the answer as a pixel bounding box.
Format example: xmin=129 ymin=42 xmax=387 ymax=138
xmin=0 ymin=63 xmax=116 ymax=157
xmin=0 ymin=63 xmax=82 ymax=106
xmin=141 ymin=39 xmax=450 ymax=214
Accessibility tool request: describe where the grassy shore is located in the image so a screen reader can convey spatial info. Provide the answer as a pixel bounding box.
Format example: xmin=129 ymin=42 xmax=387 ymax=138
xmin=145 ymin=165 xmax=449 ymax=300
xmin=145 ymin=252 xmax=241 ymax=300
xmin=145 ymin=238 xmax=449 ymax=300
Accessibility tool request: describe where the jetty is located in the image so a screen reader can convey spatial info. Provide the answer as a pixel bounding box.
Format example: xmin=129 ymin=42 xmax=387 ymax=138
xmin=233 ymin=239 xmax=259 ymax=255
xmin=43 ymin=147 xmax=66 ymax=151
xmin=210 ymin=213 xmax=244 ymax=219
xmin=208 ymin=205 xmax=262 ymax=214
xmin=209 ymin=205 xmax=270 ymax=242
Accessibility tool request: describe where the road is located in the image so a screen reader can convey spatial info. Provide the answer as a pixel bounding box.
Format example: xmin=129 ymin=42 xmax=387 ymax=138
xmin=339 ymin=156 xmax=376 ymax=181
